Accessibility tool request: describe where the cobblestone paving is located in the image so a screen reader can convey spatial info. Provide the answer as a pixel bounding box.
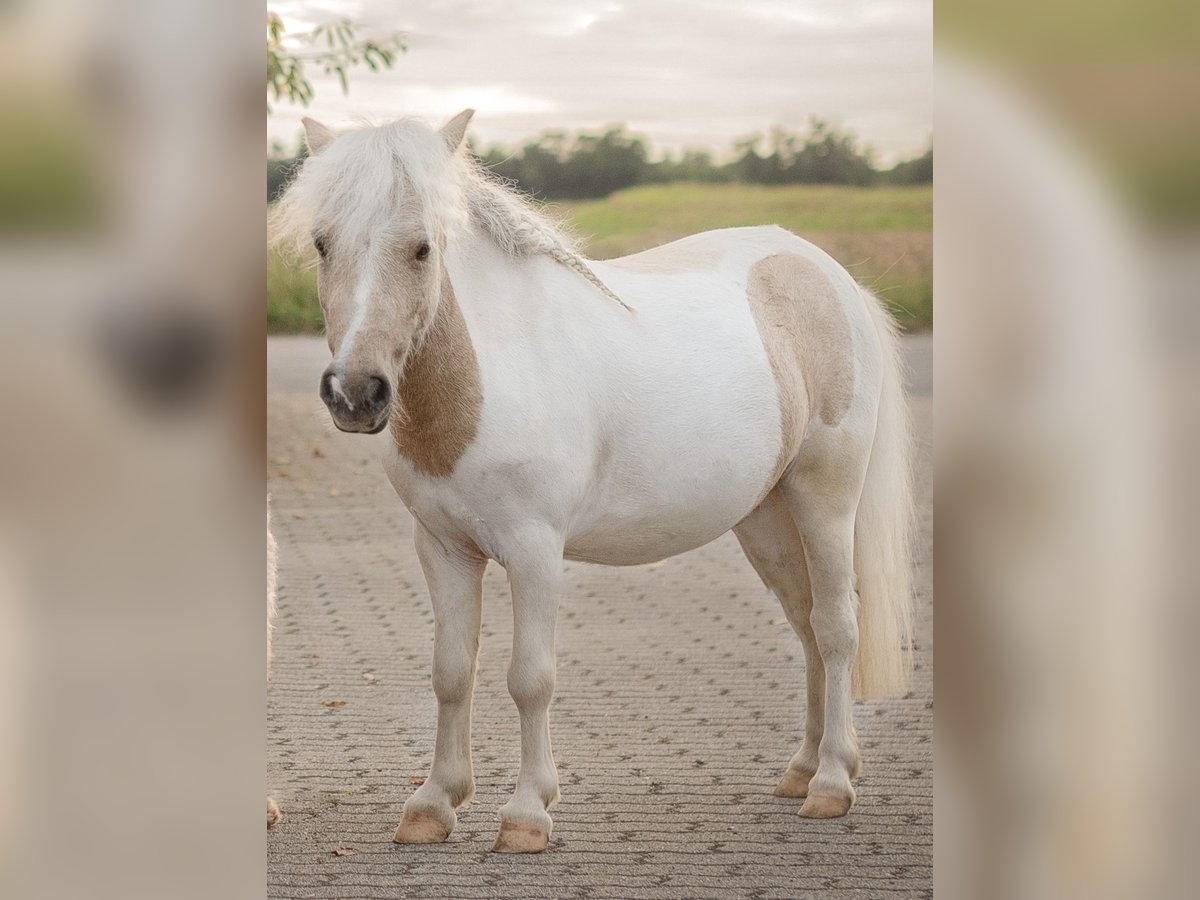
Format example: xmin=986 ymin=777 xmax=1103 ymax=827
xmin=268 ymin=335 xmax=932 ymax=899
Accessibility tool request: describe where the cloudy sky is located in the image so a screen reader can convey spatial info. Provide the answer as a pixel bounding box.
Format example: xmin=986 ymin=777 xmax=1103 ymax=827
xmin=268 ymin=1 xmax=931 ymax=164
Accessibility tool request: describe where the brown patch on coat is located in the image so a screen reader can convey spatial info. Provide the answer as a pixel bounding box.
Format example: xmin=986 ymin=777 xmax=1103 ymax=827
xmin=746 ymin=253 xmax=855 ymax=478
xmin=607 ymin=238 xmax=721 ymax=274
xmin=390 ymin=274 xmax=483 ymax=477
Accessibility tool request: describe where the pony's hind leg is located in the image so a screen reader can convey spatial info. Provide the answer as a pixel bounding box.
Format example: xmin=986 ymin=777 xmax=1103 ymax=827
xmin=780 ymin=435 xmax=872 ymax=818
xmin=733 ymin=489 xmax=825 ymax=799
xmin=394 ymin=523 xmax=486 ymax=844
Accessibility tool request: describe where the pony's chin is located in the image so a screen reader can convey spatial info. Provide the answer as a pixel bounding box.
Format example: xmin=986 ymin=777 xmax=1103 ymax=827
xmin=332 ymin=416 xmax=389 ymax=435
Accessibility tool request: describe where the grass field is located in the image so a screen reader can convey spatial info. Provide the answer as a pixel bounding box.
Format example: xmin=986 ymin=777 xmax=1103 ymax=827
xmin=268 ymin=182 xmax=931 ymax=333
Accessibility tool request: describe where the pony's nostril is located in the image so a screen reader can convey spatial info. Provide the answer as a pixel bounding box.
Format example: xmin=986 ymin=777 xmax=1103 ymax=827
xmin=367 ymin=375 xmax=391 ymax=410
xmin=319 ymin=371 xmax=338 ymax=406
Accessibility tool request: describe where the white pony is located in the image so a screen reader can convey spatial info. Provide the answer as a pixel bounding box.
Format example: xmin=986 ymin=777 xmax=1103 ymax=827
xmin=272 ymin=111 xmax=913 ymax=853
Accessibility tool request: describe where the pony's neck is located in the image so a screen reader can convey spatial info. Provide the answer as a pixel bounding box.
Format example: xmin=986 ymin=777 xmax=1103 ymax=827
xmin=442 ymin=223 xmax=537 ymax=316
xmin=389 ymin=268 xmax=483 ymax=477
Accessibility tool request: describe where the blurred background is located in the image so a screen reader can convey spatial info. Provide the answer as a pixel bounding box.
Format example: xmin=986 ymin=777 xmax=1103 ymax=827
xmin=0 ymin=0 xmax=1196 ymax=898
xmin=936 ymin=3 xmax=1198 ymax=900
xmin=1 ymin=2 xmax=264 ymax=899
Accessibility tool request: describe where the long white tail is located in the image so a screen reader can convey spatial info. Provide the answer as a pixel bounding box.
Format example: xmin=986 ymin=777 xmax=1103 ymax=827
xmin=852 ymin=295 xmax=915 ymax=699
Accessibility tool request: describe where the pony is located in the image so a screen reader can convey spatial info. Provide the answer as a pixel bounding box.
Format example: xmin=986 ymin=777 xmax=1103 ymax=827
xmin=271 ymin=110 xmax=914 ymax=853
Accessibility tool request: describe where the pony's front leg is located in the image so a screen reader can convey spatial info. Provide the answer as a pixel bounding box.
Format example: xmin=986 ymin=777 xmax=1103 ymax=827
xmin=394 ymin=524 xmax=486 ymax=844
xmin=493 ymin=535 xmax=563 ymax=853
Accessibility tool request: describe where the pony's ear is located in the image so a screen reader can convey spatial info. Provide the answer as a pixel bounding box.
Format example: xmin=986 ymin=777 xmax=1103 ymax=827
xmin=439 ymin=108 xmax=475 ymax=153
xmin=301 ymin=117 xmax=336 ymax=155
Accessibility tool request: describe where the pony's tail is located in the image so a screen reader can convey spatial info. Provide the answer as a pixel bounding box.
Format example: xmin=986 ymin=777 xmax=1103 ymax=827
xmin=851 ymin=294 xmax=915 ymax=699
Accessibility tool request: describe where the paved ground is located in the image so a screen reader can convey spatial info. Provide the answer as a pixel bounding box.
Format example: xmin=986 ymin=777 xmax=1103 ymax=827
xmin=267 ymin=334 xmax=932 ymax=899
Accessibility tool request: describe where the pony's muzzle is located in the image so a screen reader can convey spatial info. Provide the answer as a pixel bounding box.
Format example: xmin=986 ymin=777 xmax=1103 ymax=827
xmin=319 ymin=368 xmax=392 ymax=434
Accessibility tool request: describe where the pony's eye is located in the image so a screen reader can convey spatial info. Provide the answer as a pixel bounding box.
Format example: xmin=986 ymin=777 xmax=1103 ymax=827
xmin=414 ymin=242 xmax=431 ymax=261
xmin=313 ymin=235 xmax=328 ymax=259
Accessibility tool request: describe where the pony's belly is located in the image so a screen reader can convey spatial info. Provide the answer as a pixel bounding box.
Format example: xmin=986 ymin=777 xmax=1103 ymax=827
xmin=388 ymin=432 xmax=775 ymax=568
xmin=563 ymin=459 xmax=773 ymax=566
xmin=564 ymin=515 xmax=740 ymax=566
xmin=564 ymin=356 xmax=783 ymax=566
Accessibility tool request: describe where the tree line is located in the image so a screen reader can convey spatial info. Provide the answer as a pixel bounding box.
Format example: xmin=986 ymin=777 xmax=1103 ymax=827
xmin=268 ymin=118 xmax=931 ymax=203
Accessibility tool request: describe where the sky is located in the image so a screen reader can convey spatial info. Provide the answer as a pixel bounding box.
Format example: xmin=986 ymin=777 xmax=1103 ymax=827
xmin=268 ymin=1 xmax=931 ymax=165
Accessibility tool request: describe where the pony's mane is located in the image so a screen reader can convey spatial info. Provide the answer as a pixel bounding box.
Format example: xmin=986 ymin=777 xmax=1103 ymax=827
xmin=270 ymin=118 xmax=629 ymax=309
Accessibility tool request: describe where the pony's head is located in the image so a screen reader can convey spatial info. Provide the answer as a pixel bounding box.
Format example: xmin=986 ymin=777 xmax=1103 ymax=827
xmin=271 ymin=110 xmax=474 ymax=434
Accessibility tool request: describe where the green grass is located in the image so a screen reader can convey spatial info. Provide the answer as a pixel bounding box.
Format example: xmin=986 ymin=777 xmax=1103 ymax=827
xmin=268 ymin=182 xmax=932 ymax=333
xmin=268 ymin=250 xmax=323 ymax=333
xmin=555 ymin=183 xmax=932 ymax=330
xmin=556 ymin=182 xmax=932 ymax=255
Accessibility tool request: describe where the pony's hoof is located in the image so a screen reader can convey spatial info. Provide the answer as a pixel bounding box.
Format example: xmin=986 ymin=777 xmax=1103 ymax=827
xmin=491 ymin=821 xmax=550 ymax=853
xmin=267 ymin=796 xmax=281 ymax=828
xmin=799 ymin=792 xmax=853 ymax=818
xmin=393 ymin=810 xmax=452 ymax=844
xmin=773 ymin=768 xmax=813 ymax=798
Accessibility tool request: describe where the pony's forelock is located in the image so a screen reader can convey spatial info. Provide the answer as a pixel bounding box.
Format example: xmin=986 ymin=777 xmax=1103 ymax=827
xmin=269 ymin=118 xmax=467 ymax=262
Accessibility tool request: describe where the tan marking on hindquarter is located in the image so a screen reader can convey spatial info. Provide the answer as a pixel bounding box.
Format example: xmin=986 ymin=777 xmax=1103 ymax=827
xmin=608 ymin=239 xmax=721 ymax=274
xmin=746 ymin=253 xmax=855 ymax=479
xmin=390 ymin=274 xmax=483 ymax=477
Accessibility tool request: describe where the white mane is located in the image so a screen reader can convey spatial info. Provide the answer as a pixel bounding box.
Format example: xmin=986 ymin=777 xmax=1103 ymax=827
xmin=270 ymin=118 xmax=629 ymax=309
